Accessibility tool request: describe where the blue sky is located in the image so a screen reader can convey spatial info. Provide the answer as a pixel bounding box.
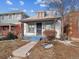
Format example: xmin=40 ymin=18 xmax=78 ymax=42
xmin=0 ymin=0 xmax=79 ymax=16
xmin=0 ymin=0 xmax=47 ymax=16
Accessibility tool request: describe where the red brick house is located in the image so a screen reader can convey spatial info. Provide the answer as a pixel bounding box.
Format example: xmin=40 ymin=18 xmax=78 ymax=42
xmin=64 ymin=11 xmax=79 ymax=39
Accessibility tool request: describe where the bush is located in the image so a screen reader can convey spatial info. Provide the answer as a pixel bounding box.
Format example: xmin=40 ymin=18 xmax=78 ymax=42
xmin=43 ymin=30 xmax=57 ymax=42
xmin=7 ymin=32 xmax=18 ymax=40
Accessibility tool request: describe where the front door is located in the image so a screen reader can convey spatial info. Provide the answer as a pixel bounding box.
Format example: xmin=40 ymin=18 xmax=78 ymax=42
xmin=36 ymin=23 xmax=42 ymax=35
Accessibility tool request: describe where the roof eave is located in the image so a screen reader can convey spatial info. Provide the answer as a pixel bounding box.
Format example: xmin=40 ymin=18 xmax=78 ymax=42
xmin=20 ymin=17 xmax=61 ymax=23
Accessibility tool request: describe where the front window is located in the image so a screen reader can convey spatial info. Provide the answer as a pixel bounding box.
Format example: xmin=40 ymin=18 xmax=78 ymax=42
xmin=44 ymin=21 xmax=54 ymax=29
xmin=28 ymin=24 xmax=35 ymax=33
xmin=9 ymin=15 xmax=12 ymax=19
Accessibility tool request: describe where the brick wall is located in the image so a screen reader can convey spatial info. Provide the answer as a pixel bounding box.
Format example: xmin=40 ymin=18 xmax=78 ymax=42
xmin=65 ymin=11 xmax=79 ymax=38
xmin=0 ymin=24 xmax=21 ymax=37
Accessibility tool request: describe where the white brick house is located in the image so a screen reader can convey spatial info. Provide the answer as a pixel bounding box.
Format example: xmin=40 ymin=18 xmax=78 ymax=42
xmin=20 ymin=11 xmax=61 ymax=38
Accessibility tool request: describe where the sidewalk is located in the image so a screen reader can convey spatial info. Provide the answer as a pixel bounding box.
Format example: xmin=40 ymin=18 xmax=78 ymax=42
xmin=12 ymin=41 xmax=38 ymax=57
xmin=71 ymin=37 xmax=79 ymax=42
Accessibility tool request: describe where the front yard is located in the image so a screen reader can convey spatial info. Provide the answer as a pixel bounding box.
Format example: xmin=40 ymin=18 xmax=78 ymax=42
xmin=23 ymin=39 xmax=79 ymax=59
xmin=0 ymin=39 xmax=28 ymax=59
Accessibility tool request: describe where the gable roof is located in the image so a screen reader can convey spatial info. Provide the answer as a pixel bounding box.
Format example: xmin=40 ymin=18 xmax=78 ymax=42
xmin=0 ymin=11 xmax=29 ymax=17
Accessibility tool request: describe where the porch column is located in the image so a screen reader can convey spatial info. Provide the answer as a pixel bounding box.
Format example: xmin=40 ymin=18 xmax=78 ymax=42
xmin=21 ymin=22 xmax=24 ymax=39
xmin=54 ymin=20 xmax=56 ymax=31
xmin=9 ymin=24 xmax=11 ymax=32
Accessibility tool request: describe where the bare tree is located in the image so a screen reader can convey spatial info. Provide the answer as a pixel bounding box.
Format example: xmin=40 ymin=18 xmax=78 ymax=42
xmin=38 ymin=0 xmax=65 ymax=39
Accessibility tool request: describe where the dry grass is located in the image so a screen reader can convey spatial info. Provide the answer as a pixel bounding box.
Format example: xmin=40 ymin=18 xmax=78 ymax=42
xmin=0 ymin=39 xmax=28 ymax=59
xmin=24 ymin=40 xmax=79 ymax=59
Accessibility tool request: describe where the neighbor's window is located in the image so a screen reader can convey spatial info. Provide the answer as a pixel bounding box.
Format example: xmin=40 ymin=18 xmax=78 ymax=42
xmin=28 ymin=24 xmax=35 ymax=33
xmin=2 ymin=16 xmax=4 ymax=20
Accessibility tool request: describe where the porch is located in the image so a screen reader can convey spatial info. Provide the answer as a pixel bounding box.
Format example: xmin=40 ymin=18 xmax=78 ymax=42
xmin=20 ymin=17 xmax=61 ymax=39
xmin=0 ymin=23 xmax=21 ymax=36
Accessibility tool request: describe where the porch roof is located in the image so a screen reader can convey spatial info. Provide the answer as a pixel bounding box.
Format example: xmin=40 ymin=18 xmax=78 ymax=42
xmin=20 ymin=16 xmax=61 ymax=23
xmin=0 ymin=23 xmax=16 ymax=26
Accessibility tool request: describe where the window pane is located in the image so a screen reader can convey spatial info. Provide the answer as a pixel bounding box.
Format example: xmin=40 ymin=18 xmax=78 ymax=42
xmin=45 ymin=21 xmax=54 ymax=29
xmin=28 ymin=24 xmax=35 ymax=33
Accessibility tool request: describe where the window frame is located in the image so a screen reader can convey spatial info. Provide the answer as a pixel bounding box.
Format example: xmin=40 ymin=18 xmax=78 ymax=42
xmin=28 ymin=24 xmax=35 ymax=33
xmin=44 ymin=21 xmax=54 ymax=29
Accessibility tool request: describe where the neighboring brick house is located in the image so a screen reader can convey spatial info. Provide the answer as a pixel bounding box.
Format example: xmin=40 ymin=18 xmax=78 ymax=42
xmin=0 ymin=11 xmax=28 ymax=37
xmin=64 ymin=11 xmax=79 ymax=38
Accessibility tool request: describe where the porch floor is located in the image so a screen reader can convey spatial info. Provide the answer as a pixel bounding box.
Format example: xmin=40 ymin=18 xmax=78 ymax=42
xmin=23 ymin=35 xmax=45 ymax=41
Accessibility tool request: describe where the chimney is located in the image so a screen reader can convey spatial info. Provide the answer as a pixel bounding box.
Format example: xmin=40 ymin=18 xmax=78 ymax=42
xmin=46 ymin=11 xmax=53 ymax=16
xmin=36 ymin=11 xmax=46 ymax=18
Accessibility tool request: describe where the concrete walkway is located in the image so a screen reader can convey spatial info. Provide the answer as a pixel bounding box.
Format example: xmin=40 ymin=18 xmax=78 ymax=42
xmin=71 ymin=37 xmax=79 ymax=42
xmin=12 ymin=41 xmax=38 ymax=57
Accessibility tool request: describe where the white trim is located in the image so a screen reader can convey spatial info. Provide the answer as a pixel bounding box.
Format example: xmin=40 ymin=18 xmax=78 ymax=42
xmin=23 ymin=21 xmax=61 ymax=38
xmin=24 ymin=22 xmax=36 ymax=36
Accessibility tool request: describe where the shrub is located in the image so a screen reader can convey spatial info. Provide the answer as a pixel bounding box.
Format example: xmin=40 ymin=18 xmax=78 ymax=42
xmin=43 ymin=29 xmax=57 ymax=42
xmin=7 ymin=32 xmax=18 ymax=40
